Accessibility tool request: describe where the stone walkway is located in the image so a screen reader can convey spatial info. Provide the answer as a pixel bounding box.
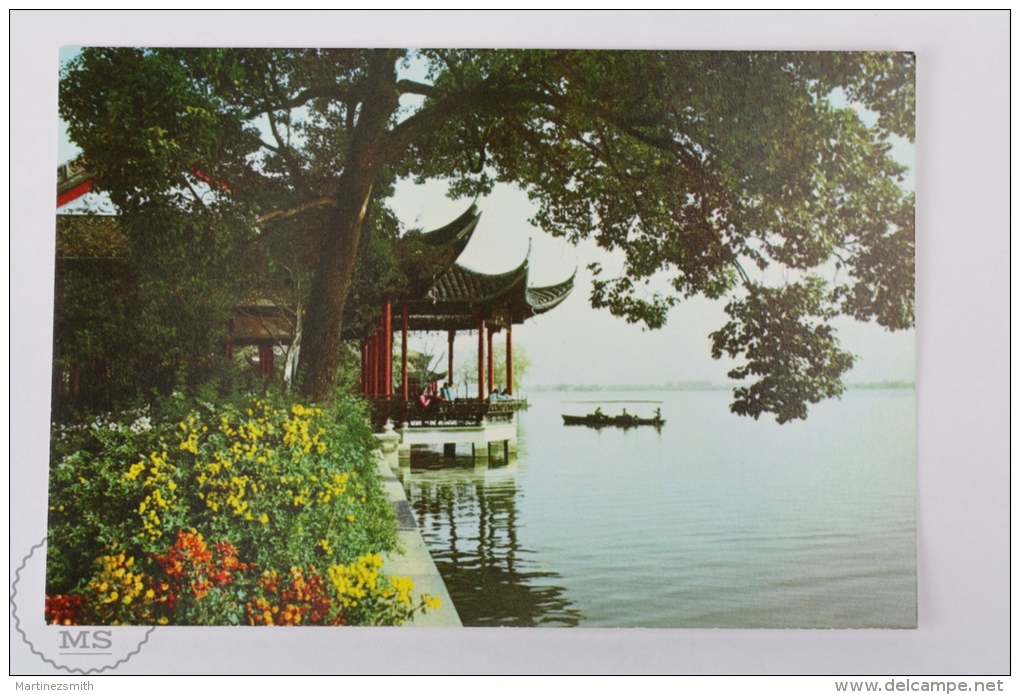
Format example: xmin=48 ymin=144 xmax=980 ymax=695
xmin=376 ymin=458 xmax=462 ymax=627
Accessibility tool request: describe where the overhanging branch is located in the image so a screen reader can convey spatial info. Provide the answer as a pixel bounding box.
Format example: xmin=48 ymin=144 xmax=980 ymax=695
xmin=396 ymin=79 xmax=439 ymax=97
xmin=244 ymin=83 xmax=357 ymax=119
xmin=257 ymin=198 xmax=335 ymax=225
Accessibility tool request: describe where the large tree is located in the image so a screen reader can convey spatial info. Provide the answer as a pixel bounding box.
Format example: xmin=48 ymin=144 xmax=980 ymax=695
xmin=60 ymin=49 xmax=914 ymax=421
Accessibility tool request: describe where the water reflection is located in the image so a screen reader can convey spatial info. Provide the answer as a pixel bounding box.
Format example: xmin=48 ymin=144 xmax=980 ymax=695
xmin=403 ymin=449 xmax=581 ymax=627
xmin=397 ymin=391 xmax=915 ymax=627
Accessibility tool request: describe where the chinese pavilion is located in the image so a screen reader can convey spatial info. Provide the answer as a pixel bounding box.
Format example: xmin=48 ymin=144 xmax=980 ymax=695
xmin=362 ymin=204 xmax=575 ymax=429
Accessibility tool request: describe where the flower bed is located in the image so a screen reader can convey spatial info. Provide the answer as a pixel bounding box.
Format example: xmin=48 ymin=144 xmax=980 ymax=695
xmin=46 ymin=395 xmax=438 ymax=626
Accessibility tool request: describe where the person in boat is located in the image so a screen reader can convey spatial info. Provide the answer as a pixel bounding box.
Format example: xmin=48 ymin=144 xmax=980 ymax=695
xmin=594 ymin=407 xmax=604 ymax=419
xmin=654 ymin=407 xmax=662 ymax=421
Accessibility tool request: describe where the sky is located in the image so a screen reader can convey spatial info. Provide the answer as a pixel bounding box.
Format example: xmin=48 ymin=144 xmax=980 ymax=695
xmin=386 ymin=178 xmax=915 ymax=389
xmin=56 ymin=48 xmax=915 ymax=390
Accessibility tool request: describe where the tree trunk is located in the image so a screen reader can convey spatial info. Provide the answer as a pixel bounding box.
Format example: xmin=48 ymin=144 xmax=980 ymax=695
xmin=299 ymin=166 xmax=377 ymax=401
xmin=298 ymin=50 xmax=401 ymax=402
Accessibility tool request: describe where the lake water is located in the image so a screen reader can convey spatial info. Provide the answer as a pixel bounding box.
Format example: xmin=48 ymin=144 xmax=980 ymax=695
xmin=401 ymin=389 xmax=916 ymax=628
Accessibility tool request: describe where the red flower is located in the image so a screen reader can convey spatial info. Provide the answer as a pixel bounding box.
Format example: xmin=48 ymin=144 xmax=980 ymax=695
xmin=45 ymin=594 xmax=84 ymax=625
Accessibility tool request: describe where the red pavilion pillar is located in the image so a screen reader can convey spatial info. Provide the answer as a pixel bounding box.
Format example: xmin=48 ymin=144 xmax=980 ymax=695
xmin=477 ymin=312 xmax=486 ymax=400
xmin=487 ymin=325 xmax=495 ymax=394
xmin=382 ymin=299 xmax=393 ymax=396
xmin=371 ymin=332 xmax=379 ymax=393
xmin=375 ymin=328 xmax=383 ymax=395
xmin=401 ymin=301 xmax=409 ymax=400
xmin=372 ymin=332 xmax=381 ymax=395
xmin=506 ymin=312 xmax=514 ymax=396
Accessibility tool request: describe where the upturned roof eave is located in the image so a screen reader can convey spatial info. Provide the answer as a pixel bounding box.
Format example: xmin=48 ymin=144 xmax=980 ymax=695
xmin=396 ymin=205 xmax=483 ymax=299
xmin=418 ymin=203 xmax=481 ymax=249
xmin=523 ymin=268 xmax=577 ymax=316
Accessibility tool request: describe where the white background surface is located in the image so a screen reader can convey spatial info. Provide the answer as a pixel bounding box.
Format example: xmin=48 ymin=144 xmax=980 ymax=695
xmin=9 ymin=10 xmax=1010 ymax=674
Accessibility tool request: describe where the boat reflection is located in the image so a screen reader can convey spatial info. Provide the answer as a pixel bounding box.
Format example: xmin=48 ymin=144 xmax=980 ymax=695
xmin=402 ymin=449 xmax=581 ymax=627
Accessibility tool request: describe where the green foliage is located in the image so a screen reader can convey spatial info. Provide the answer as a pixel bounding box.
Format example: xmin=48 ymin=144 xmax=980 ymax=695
xmin=60 ymin=48 xmax=914 ymax=421
xmin=403 ymin=50 xmax=913 ymax=420
xmin=60 ymin=49 xmax=260 ymax=215
xmin=47 ymin=408 xmax=167 ymax=594
xmin=710 ymin=277 xmax=856 ymax=423
xmin=50 ymin=247 xmax=258 ymax=420
xmin=44 ymin=388 xmax=447 ymax=627
xmin=55 ymin=215 xmax=129 ymax=258
xmin=46 ymin=394 xmax=398 ymax=597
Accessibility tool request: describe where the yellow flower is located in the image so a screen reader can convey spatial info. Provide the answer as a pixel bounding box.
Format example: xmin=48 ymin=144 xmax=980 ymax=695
xmin=259 ymin=514 xmax=269 ymax=524
xmin=391 ymin=575 xmax=414 ymax=593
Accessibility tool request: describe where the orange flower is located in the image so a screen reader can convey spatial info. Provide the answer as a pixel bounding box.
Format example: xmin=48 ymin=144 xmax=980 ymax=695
xmin=245 ymin=566 xmax=339 ymax=626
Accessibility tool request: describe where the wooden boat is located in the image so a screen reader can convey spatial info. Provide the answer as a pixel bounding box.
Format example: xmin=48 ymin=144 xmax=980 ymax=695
xmin=562 ymin=410 xmax=665 ymax=429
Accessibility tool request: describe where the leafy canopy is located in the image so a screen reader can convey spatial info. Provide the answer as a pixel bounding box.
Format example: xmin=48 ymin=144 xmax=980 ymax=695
xmin=60 ymin=49 xmax=914 ymax=421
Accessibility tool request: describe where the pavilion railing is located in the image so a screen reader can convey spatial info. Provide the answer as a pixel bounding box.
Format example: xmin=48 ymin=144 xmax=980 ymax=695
xmin=368 ymin=396 xmax=526 ymax=428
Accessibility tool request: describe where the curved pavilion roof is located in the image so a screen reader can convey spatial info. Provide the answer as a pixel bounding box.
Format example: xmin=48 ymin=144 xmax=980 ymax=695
xmin=397 ymin=207 xmax=576 ymax=333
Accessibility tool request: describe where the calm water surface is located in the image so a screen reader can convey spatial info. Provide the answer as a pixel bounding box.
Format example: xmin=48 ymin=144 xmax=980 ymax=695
xmin=402 ymin=389 xmax=916 ymax=628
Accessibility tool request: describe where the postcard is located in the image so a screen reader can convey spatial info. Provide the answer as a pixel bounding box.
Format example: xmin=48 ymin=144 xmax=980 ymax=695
xmin=10 ymin=11 xmax=1008 ymax=677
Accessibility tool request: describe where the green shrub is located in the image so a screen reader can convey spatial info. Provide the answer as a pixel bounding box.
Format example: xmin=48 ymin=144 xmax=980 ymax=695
xmin=47 ymin=394 xmax=399 ymax=598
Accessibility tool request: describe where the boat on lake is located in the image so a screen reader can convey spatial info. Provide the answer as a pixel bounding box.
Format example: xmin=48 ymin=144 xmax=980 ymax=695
xmin=562 ymin=409 xmax=665 ymax=429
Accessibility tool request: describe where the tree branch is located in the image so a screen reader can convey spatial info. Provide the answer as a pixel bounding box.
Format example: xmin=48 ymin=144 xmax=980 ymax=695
xmin=243 ymin=83 xmax=356 ymax=119
xmin=592 ymin=109 xmax=705 ymax=177
xmin=732 ymin=258 xmax=752 ymax=285
xmin=396 ymin=79 xmax=439 ymax=97
xmin=256 ymin=197 xmax=336 ymax=225
xmin=380 ymin=79 xmax=557 ymax=162
xmin=182 ymin=177 xmax=212 ymax=214
xmin=266 ymin=110 xmax=305 ymax=181
xmin=380 ymin=81 xmax=486 ymax=159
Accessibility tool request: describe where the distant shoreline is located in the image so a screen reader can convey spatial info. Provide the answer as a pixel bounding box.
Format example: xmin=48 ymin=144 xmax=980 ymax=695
xmin=532 ymin=380 xmax=915 ymax=393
